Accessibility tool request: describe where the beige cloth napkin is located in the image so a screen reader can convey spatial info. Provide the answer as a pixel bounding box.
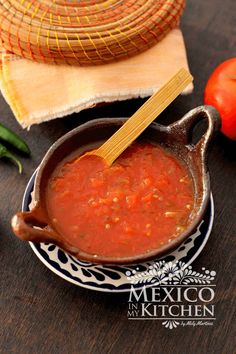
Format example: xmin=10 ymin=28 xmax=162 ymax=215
xmin=0 ymin=29 xmax=193 ymax=129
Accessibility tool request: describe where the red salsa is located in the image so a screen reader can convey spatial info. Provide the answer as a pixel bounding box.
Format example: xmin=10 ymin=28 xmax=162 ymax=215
xmin=46 ymin=143 xmax=194 ymax=258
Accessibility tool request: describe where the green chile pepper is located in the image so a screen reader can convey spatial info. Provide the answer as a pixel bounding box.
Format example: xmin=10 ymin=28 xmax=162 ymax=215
xmin=0 ymin=143 xmax=23 ymax=174
xmin=0 ymin=123 xmax=30 ymax=155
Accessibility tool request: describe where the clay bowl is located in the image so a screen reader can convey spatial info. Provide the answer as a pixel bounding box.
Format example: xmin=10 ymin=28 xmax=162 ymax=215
xmin=12 ymin=105 xmax=220 ymax=265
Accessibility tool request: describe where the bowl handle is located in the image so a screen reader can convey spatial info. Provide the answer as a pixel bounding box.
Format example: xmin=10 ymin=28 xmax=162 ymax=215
xmin=11 ymin=209 xmax=79 ymax=253
xmin=169 ymin=105 xmax=221 ymax=160
xmin=11 ymin=207 xmax=60 ymax=243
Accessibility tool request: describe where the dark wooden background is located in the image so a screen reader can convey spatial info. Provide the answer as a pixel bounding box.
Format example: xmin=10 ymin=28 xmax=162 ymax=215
xmin=0 ymin=1 xmax=235 ymax=353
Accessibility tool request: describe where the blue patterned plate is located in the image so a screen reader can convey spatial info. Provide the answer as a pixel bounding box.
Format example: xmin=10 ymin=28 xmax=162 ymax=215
xmin=23 ymin=171 xmax=214 ymax=293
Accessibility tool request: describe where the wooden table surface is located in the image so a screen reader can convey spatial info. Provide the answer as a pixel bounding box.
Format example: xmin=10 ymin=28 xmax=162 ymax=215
xmin=0 ymin=1 xmax=235 ymax=353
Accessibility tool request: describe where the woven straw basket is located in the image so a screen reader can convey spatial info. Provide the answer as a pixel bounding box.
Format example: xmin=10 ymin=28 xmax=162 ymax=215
xmin=0 ymin=0 xmax=185 ymax=66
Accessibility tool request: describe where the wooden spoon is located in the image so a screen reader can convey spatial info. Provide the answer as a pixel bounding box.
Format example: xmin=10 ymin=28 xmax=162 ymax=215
xmin=84 ymin=68 xmax=193 ymax=166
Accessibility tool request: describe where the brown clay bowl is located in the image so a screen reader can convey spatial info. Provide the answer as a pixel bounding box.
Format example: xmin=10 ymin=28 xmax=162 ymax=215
xmin=11 ymin=105 xmax=220 ymax=265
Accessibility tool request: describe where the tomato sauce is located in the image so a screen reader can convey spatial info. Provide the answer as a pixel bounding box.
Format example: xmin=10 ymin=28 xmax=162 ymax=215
xmin=46 ymin=143 xmax=194 ymax=258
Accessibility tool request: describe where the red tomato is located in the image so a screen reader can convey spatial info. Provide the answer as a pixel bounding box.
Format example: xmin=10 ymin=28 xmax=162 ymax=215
xmin=204 ymin=58 xmax=236 ymax=140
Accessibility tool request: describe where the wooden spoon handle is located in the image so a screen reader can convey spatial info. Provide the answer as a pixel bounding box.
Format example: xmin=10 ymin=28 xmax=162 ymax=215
xmin=96 ymin=68 xmax=193 ymax=166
